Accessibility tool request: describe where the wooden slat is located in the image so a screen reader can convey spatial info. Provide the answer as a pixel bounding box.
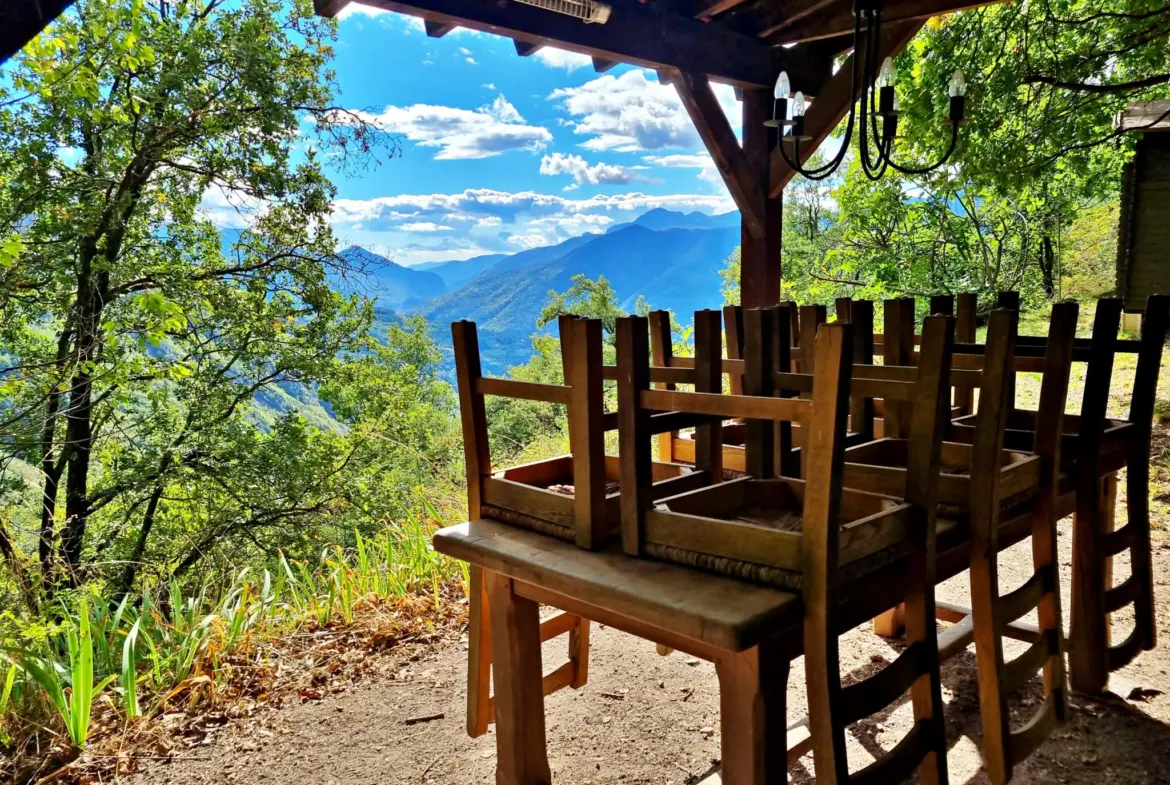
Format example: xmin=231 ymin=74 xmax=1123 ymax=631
xmin=1107 ymin=626 xmax=1144 ymax=671
xmin=850 ymin=720 xmax=930 ymax=785
xmin=1103 ymin=575 xmax=1140 ymax=613
xmin=999 ymin=566 xmax=1050 ymax=626
xmin=776 ymin=0 xmax=995 ymax=44
xmin=567 ymin=318 xmax=608 ymax=549
xmin=1003 ymin=630 xmax=1056 ymax=694
xmin=640 ymin=389 xmax=808 ymax=423
xmin=839 ymin=642 xmax=926 ymax=725
xmin=693 ymin=310 xmax=724 ymax=479
xmin=643 ymin=509 xmax=804 ymax=571
xmin=477 ymin=376 xmax=572 ymax=404
xmin=837 ymin=506 xmax=910 ymax=565
xmin=483 ymin=477 xmax=576 ymax=528
xmin=938 ymin=615 xmax=974 ymax=661
xmin=617 ymin=316 xmax=654 ymax=556
xmin=1007 ymin=695 xmax=1059 ymax=764
xmin=452 ymin=321 xmax=491 ymax=518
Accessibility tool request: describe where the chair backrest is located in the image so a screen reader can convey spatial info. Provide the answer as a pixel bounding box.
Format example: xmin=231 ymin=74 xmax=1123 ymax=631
xmin=614 ymin=310 xmax=855 ymax=562
xmin=451 ymin=316 xmax=610 ymax=548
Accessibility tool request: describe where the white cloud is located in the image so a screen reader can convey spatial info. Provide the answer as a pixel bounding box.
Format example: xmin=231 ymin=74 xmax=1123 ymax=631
xmin=331 ymin=188 xmax=735 ymax=231
xmin=643 ymin=152 xmax=725 ymax=188
xmin=507 ymin=233 xmax=552 ymax=249
xmin=399 ymin=222 xmax=453 ymax=232
xmin=539 ymin=153 xmax=646 ymax=186
xmin=482 ymin=82 xmax=497 ymax=90
xmin=533 ymin=47 xmax=593 ymax=72
xmin=349 ymin=95 xmax=551 ymax=160
xmin=550 ymin=70 xmax=740 ymax=153
xmin=335 ymin=4 xmax=390 ymax=19
xmin=198 ymin=184 xmax=266 ymax=229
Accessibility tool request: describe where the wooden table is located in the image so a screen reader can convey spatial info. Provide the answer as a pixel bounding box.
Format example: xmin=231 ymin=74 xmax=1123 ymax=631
xmin=436 ymin=518 xmax=806 ymax=785
xmin=434 ymin=508 xmax=1061 ymax=785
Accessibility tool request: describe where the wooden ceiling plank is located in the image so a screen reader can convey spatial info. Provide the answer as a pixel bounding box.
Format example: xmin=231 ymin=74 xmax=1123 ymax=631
xmin=768 ymin=19 xmax=925 ymax=196
xmin=775 ymin=0 xmax=993 ymax=44
xmin=345 ymin=0 xmax=824 ymax=89
xmin=756 ymin=0 xmax=838 ymax=39
xmin=314 ymin=0 xmax=353 ymax=17
xmin=674 ymin=71 xmax=768 ymax=238
xmin=695 ymin=0 xmax=753 ymax=20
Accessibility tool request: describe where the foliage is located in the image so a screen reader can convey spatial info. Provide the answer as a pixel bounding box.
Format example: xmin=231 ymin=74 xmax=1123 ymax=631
xmin=1 ymin=513 xmax=459 ymax=755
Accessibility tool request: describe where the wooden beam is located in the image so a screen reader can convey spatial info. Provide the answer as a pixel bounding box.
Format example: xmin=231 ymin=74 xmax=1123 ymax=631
xmin=674 ymin=71 xmax=768 ymax=238
xmin=513 ymin=39 xmax=544 ymax=56
xmin=756 ymin=0 xmax=837 ymax=40
xmin=314 ymin=0 xmax=352 ymax=17
xmin=340 ymin=0 xmax=824 ymax=89
xmin=695 ymin=0 xmax=752 ymax=20
xmin=424 ymin=19 xmax=455 ymax=37
xmin=769 ymin=19 xmax=924 ymax=197
xmin=592 ymin=56 xmax=618 ymax=73
xmin=740 ymin=89 xmax=783 ymax=308
xmin=2 ymin=0 xmax=76 ymax=62
xmin=775 ymin=0 xmax=994 ymax=44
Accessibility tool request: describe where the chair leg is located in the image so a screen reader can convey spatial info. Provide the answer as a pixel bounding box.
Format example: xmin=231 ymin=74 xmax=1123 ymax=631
xmin=1070 ymin=474 xmax=1111 ymax=695
xmin=714 ymin=641 xmax=790 ymax=785
xmin=467 ymin=565 xmax=493 ymax=738
xmin=873 ymin=604 xmax=906 ymax=638
xmin=485 ymin=571 xmax=551 ymax=785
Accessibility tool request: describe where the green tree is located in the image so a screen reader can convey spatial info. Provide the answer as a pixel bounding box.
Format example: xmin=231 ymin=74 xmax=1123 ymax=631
xmin=0 ymin=0 xmax=394 ymax=600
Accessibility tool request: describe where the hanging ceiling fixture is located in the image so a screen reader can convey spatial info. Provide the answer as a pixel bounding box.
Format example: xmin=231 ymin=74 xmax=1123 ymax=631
xmin=511 ymin=0 xmax=612 ymax=24
xmin=767 ymin=0 xmax=968 ymax=181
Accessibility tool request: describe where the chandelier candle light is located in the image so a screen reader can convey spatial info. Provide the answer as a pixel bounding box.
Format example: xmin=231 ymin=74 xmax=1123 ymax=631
xmin=767 ymin=0 xmax=968 ymax=181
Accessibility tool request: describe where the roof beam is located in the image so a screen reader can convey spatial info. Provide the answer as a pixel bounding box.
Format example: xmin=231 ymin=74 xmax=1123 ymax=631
xmin=424 ymin=19 xmax=456 ymax=37
xmin=756 ymin=0 xmax=837 ymax=40
xmin=513 ymin=39 xmax=544 ymax=56
xmin=1 ymin=0 xmax=75 ymax=62
xmin=775 ymin=0 xmax=993 ymax=44
xmin=334 ymin=0 xmax=824 ymax=89
xmin=592 ymin=57 xmax=618 ymax=73
xmin=674 ymin=71 xmax=767 ymax=238
xmin=769 ymin=20 xmax=925 ymax=196
xmin=694 ymin=0 xmax=752 ymax=20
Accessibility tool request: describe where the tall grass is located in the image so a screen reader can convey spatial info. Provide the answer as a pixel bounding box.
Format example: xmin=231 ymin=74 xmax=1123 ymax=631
xmin=1 ymin=513 xmax=458 ymax=753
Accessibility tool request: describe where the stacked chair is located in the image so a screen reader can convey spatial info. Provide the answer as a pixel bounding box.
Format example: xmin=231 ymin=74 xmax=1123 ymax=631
xmin=448 ymin=290 xmax=1167 ymax=784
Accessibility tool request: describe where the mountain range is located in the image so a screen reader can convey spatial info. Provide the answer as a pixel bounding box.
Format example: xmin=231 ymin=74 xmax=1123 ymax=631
xmin=349 ymin=208 xmax=742 ymax=373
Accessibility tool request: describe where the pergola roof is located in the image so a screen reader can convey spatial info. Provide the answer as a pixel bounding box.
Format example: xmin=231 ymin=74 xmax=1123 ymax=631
xmin=315 ymin=0 xmax=988 ymax=91
xmin=1 ymin=0 xmax=75 ymax=63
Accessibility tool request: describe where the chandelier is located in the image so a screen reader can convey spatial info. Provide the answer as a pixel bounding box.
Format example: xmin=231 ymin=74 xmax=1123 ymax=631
xmin=767 ymin=0 xmax=968 ymax=181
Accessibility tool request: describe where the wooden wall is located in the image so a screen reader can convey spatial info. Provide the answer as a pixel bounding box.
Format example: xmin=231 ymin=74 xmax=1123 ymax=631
xmin=1118 ymin=133 xmax=1170 ymax=313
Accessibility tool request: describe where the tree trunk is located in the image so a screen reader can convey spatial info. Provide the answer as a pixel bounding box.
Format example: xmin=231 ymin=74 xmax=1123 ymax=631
xmin=115 ymin=477 xmax=166 ymax=601
xmin=1037 ymin=235 xmax=1057 ymax=298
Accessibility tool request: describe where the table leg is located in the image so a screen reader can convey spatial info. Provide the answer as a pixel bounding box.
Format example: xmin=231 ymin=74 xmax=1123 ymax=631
xmin=714 ymin=641 xmax=790 ymax=785
xmin=486 ymin=571 xmax=551 ymax=785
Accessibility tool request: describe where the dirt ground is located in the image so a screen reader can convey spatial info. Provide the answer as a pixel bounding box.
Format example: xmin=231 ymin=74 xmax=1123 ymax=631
xmin=116 ymin=506 xmax=1170 ymax=785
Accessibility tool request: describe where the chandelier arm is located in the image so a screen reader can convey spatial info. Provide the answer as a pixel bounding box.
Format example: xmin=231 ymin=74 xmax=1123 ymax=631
xmin=881 ymin=122 xmax=960 ymax=176
xmin=773 ymin=7 xmax=865 ymax=181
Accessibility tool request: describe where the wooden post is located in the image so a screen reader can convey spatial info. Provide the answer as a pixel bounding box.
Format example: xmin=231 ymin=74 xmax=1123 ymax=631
xmin=452 ymin=321 xmax=491 ymax=518
xmin=724 ymin=304 xmax=745 ymax=394
xmin=954 ymin=293 xmax=978 ymax=415
xmin=617 ymin=316 xmax=652 ymax=557
xmin=567 ymin=318 xmax=608 ymax=549
xmin=648 ymin=310 xmax=677 ymax=463
xmin=485 ymin=571 xmax=551 ymax=785
xmin=774 ymin=304 xmax=800 ymax=477
xmin=929 ymin=294 xmax=954 ymax=316
xmin=694 ymin=310 xmax=724 ymax=479
xmin=845 ymin=300 xmax=875 ymax=441
xmin=743 ymin=307 xmax=775 ymax=479
xmin=997 ymin=291 xmax=1021 ymax=410
xmin=466 ymin=565 xmax=493 ymax=737
xmin=1070 ymin=298 xmax=1122 ymax=694
xmin=741 ymin=88 xmax=783 ymax=309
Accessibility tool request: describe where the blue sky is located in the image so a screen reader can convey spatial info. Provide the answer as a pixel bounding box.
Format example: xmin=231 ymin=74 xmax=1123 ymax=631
xmin=312 ymin=4 xmax=740 ymax=266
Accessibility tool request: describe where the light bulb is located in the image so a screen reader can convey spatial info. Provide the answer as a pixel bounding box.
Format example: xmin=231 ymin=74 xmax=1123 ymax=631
xmin=892 ymin=93 xmax=901 ymax=112
xmin=878 ymin=57 xmax=896 ymax=89
xmin=949 ymin=69 xmax=967 ymax=98
xmin=792 ymin=91 xmax=806 ymax=117
xmin=774 ymin=71 xmax=790 ymax=100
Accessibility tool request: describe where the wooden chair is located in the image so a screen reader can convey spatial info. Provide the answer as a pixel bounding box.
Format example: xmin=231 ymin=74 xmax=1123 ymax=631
xmin=618 ymin=309 xmax=957 ymax=784
xmin=950 ymin=295 xmax=1170 ymax=693
xmin=451 ymin=316 xmax=703 ymax=737
xmin=841 ymin=304 xmax=1078 ymax=783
